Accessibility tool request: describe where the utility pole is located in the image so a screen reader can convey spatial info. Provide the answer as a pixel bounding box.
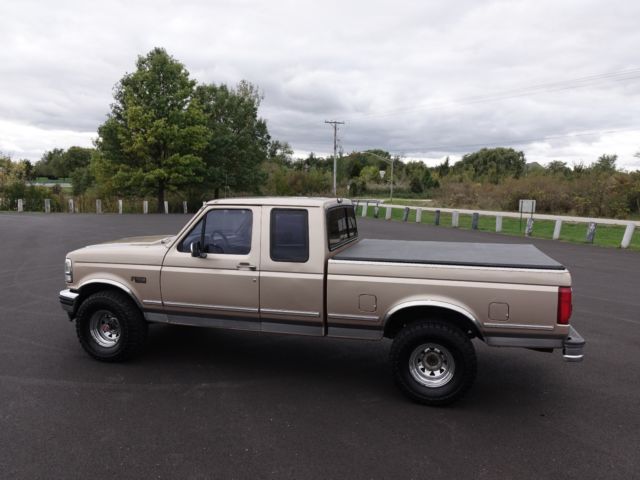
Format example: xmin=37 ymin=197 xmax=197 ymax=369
xmin=325 ymin=120 xmax=344 ymax=196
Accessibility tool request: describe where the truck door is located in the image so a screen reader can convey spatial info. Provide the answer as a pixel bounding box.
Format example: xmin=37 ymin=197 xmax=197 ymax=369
xmin=259 ymin=206 xmax=325 ymax=336
xmin=159 ymin=206 xmax=261 ymax=331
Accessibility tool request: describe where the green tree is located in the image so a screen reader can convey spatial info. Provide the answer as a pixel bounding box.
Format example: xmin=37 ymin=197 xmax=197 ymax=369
xmin=96 ymin=48 xmax=209 ymax=211
xmin=194 ymin=80 xmax=270 ymax=198
xmin=454 ymin=147 xmax=526 ymax=183
xmin=546 ymin=160 xmax=571 ymax=176
xmin=436 ymin=157 xmax=451 ymax=177
xmin=34 ymin=149 xmax=64 ymax=178
xmin=268 ymin=140 xmax=294 ymax=167
xmin=34 ymin=147 xmax=93 ymax=179
xmin=592 ymin=154 xmax=618 ymax=173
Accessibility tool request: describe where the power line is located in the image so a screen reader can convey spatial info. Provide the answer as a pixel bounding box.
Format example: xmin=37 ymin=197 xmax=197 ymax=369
xmin=325 ymin=120 xmax=345 ymax=195
xmin=346 ymin=126 xmax=638 ymax=155
xmin=265 ymin=67 xmax=640 ymax=132
xmin=343 ymin=67 xmax=640 ymax=121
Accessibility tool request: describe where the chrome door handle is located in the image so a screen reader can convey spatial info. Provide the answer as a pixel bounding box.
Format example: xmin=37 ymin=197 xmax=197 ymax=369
xmin=237 ymin=262 xmax=257 ymax=271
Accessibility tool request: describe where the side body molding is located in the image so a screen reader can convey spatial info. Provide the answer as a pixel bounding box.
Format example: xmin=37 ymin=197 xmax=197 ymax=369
xmin=383 ymin=300 xmax=483 ymax=335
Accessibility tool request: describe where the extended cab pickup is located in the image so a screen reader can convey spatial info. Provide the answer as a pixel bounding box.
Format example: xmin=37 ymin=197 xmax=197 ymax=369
xmin=60 ymin=197 xmax=584 ymax=405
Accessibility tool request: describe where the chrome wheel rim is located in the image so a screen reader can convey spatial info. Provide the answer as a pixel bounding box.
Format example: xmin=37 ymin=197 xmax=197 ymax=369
xmin=409 ymin=343 xmax=455 ymax=388
xmin=89 ymin=310 xmax=121 ymax=348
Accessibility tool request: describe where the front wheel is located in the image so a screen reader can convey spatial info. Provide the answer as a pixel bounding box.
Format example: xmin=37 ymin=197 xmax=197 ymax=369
xmin=390 ymin=321 xmax=477 ymax=406
xmin=75 ymin=290 xmax=147 ymax=362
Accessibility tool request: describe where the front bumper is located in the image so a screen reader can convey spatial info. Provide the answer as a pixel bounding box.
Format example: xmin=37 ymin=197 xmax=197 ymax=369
xmin=59 ymin=289 xmax=79 ymax=317
xmin=563 ymin=325 xmax=585 ymax=362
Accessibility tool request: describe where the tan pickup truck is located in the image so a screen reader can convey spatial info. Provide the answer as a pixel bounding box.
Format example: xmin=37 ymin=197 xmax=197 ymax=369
xmin=59 ymin=197 xmax=584 ymax=405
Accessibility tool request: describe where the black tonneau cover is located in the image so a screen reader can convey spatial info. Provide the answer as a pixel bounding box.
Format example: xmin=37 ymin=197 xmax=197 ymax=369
xmin=333 ymin=239 xmax=565 ymax=270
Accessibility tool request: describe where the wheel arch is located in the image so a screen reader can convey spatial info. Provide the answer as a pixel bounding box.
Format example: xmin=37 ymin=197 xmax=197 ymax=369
xmin=383 ymin=301 xmax=483 ymax=340
xmin=75 ymin=279 xmax=144 ymax=313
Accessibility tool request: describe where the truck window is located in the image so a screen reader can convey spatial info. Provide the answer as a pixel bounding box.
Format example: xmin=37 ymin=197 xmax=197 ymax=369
xmin=270 ymin=209 xmax=309 ymax=262
xmin=178 ymin=209 xmax=253 ymax=254
xmin=327 ymin=206 xmax=358 ymax=251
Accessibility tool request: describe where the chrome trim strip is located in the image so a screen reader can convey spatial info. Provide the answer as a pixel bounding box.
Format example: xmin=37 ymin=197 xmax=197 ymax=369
xmin=78 ymin=279 xmax=144 ymax=310
xmin=483 ymin=322 xmax=554 ymax=331
xmin=163 ymin=301 xmax=259 ymax=313
xmin=163 ymin=313 xmax=261 ymax=331
xmin=145 ymin=312 xmax=169 ymax=323
xmin=328 ymin=313 xmax=379 ymax=322
xmin=261 ymin=321 xmax=323 ymax=336
xmin=485 ymin=336 xmax=563 ymax=348
xmin=384 ymin=300 xmax=481 ymax=331
xmin=260 ymin=308 xmax=320 ymax=318
xmin=142 ymin=299 xmax=163 ymax=306
xmin=327 ymin=326 xmax=382 ymax=340
xmin=329 ymin=259 xmax=567 ymax=274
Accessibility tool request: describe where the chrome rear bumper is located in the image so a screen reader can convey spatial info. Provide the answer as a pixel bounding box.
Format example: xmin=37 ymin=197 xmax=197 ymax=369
xmin=563 ymin=325 xmax=585 ymax=362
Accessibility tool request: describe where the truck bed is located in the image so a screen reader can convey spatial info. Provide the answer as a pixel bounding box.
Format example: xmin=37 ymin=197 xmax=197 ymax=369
xmin=333 ymin=239 xmax=565 ymax=270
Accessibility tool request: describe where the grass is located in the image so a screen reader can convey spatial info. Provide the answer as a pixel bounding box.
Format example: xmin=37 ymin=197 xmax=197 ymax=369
xmin=356 ymin=204 xmax=640 ymax=251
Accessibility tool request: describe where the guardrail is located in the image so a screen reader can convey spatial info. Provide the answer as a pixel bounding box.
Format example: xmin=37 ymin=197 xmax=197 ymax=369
xmin=4 ymin=198 xmax=192 ymax=215
xmin=353 ymin=200 xmax=638 ymax=249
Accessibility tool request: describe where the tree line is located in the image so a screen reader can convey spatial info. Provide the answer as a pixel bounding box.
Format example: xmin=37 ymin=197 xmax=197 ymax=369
xmin=1 ymin=47 xmax=639 ymax=217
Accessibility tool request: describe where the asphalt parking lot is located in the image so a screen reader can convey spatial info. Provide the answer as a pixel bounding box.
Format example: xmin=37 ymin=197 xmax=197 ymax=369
xmin=1 ymin=212 xmax=639 ymax=479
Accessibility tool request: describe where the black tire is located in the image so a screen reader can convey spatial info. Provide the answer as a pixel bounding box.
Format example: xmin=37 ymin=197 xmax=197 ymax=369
xmin=390 ymin=321 xmax=477 ymax=406
xmin=75 ymin=290 xmax=147 ymax=362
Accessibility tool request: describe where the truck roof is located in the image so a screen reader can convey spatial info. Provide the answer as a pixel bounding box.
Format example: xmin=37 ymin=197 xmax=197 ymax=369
xmin=205 ymin=197 xmax=352 ymax=208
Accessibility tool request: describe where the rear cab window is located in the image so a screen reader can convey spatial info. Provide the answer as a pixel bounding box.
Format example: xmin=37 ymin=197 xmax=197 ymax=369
xmin=327 ymin=205 xmax=358 ymax=251
xmin=270 ymin=209 xmax=309 ymax=262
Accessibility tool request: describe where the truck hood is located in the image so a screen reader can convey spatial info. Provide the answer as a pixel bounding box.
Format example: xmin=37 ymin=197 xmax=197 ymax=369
xmin=67 ymin=235 xmax=176 ymax=266
xmin=99 ymin=235 xmax=176 ymax=246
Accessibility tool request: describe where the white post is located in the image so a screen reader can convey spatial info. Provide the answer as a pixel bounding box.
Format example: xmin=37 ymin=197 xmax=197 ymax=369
xmin=416 ymin=208 xmax=422 ymax=223
xmin=553 ymin=219 xmax=563 ymax=240
xmin=17 ymin=199 xmax=23 ymax=212
xmin=68 ymin=198 xmax=74 ymax=213
xmin=44 ymin=199 xmax=51 ymax=213
xmin=96 ymin=199 xmax=102 ymax=214
xmin=452 ymin=211 xmax=459 ymax=228
xmin=183 ymin=201 xmax=188 ymax=214
xmin=495 ymin=215 xmax=503 ymax=232
xmin=118 ymin=199 xmax=123 ymax=215
xmin=385 ymin=207 xmax=392 ymax=220
xmin=164 ymin=200 xmax=169 ymax=214
xmin=361 ymin=201 xmax=368 ymax=218
xmin=621 ymin=223 xmax=635 ymax=249
xmin=525 ymin=217 xmax=534 ymax=237
xmin=202 ymin=201 xmax=206 ymax=208
xmin=143 ymin=200 xmax=148 ymax=214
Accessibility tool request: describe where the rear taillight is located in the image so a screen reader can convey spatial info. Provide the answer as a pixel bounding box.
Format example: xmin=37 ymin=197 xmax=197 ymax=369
xmin=557 ymin=287 xmax=572 ymax=325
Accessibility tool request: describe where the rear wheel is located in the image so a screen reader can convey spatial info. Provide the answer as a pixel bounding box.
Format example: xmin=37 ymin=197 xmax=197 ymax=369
xmin=75 ymin=290 xmax=147 ymax=362
xmin=390 ymin=321 xmax=476 ymax=406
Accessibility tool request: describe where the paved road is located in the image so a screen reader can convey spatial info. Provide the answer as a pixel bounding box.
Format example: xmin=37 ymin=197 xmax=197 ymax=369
xmin=1 ymin=213 xmax=639 ymax=479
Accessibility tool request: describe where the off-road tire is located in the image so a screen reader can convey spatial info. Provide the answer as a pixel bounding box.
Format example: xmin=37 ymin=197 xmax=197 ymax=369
xmin=75 ymin=290 xmax=147 ymax=362
xmin=390 ymin=321 xmax=477 ymax=406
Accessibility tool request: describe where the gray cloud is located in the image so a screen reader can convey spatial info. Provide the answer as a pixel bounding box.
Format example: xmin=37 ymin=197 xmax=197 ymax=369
xmin=1 ymin=0 xmax=639 ymax=169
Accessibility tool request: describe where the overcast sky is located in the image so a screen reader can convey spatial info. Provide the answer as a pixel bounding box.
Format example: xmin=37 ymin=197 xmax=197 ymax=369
xmin=1 ymin=0 xmax=639 ymax=169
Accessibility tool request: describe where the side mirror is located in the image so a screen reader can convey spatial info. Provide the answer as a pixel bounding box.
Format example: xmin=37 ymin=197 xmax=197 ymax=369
xmin=190 ymin=241 xmax=206 ymax=258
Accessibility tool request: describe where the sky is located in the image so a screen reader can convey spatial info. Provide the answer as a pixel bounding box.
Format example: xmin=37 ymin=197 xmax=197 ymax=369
xmin=1 ymin=0 xmax=639 ymax=170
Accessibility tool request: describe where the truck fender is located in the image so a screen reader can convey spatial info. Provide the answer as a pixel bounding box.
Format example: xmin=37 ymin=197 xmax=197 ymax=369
xmin=383 ymin=300 xmax=483 ymax=339
xmin=76 ymin=278 xmax=145 ymax=312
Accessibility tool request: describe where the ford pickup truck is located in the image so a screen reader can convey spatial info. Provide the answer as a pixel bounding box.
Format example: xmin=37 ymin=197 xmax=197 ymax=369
xmin=59 ymin=197 xmax=584 ymax=405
